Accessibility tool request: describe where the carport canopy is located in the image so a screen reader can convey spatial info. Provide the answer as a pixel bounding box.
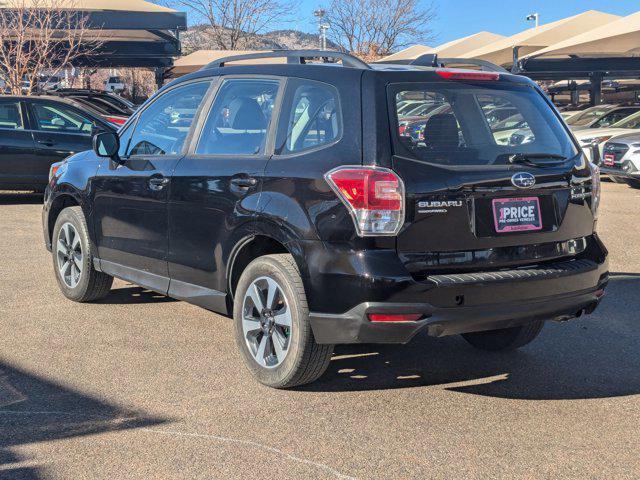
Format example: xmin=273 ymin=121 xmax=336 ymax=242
xmin=378 ymin=31 xmax=505 ymax=63
xmin=464 ymin=10 xmax=621 ymax=67
xmin=0 ymin=0 xmax=187 ymax=68
xmin=523 ymin=11 xmax=640 ymax=60
xmin=167 ymin=50 xmax=286 ymax=78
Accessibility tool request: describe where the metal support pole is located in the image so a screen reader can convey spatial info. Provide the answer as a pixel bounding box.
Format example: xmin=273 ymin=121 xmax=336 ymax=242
xmin=155 ymin=67 xmax=166 ymax=91
xmin=590 ymin=72 xmax=603 ymax=106
xmin=511 ymin=46 xmax=521 ymax=73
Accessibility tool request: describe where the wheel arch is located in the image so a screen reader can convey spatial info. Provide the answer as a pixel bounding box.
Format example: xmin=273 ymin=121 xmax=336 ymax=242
xmin=226 ymin=226 xmax=310 ymax=308
xmin=47 ymin=191 xmax=83 ymax=247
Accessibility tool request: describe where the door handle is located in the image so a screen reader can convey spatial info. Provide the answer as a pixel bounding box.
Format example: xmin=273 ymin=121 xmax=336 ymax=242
xmin=149 ymin=176 xmax=170 ymax=190
xmin=231 ymin=177 xmax=257 ymax=188
xmin=38 ymin=139 xmax=56 ymax=147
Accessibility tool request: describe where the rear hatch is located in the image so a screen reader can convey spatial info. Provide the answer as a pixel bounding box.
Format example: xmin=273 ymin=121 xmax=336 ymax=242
xmin=387 ymin=73 xmax=597 ymax=277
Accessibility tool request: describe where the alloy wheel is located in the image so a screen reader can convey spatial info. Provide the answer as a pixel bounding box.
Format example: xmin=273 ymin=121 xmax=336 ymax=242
xmin=242 ymin=276 xmax=292 ymax=368
xmin=56 ymin=222 xmax=83 ymax=288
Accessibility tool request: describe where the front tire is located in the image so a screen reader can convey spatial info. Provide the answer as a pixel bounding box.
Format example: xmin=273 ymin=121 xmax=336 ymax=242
xmin=234 ymin=254 xmax=334 ymax=388
xmin=609 ymin=175 xmax=626 ymax=184
xmin=461 ymin=320 xmax=544 ymax=351
xmin=52 ymin=206 xmax=113 ymax=302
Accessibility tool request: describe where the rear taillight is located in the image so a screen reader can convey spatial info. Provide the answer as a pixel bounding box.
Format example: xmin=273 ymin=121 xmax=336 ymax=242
xmin=435 ymin=69 xmax=500 ymax=81
xmin=325 ymin=166 xmax=405 ymax=237
xmin=589 ymin=162 xmax=601 ymax=219
xmin=105 ymin=115 xmax=127 ymax=126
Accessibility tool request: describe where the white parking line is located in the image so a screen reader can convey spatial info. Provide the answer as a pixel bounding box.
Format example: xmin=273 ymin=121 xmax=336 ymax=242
xmin=141 ymin=428 xmax=357 ymax=480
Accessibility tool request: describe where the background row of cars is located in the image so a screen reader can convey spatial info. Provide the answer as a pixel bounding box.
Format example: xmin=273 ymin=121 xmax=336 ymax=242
xmin=0 ymin=90 xmax=134 ymax=191
xmin=0 ymin=74 xmax=126 ymax=94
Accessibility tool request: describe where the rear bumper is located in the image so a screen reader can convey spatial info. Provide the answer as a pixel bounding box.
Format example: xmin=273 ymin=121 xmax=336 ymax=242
xmin=310 ymin=286 xmax=606 ymax=344
xmin=304 ymin=236 xmax=608 ymax=344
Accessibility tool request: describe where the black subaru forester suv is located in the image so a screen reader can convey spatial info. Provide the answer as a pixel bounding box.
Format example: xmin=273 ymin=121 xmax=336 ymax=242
xmin=43 ymin=50 xmax=608 ymax=388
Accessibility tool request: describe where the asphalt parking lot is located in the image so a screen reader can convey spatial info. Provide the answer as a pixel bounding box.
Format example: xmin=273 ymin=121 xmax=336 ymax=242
xmin=0 ymin=182 xmax=638 ymax=479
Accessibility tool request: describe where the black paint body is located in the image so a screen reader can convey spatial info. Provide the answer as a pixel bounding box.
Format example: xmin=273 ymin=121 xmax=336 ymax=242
xmin=43 ymin=63 xmax=608 ymax=344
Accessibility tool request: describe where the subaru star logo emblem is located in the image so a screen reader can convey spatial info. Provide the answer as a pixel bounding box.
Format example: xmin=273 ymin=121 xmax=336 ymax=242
xmin=511 ymin=172 xmax=536 ymax=189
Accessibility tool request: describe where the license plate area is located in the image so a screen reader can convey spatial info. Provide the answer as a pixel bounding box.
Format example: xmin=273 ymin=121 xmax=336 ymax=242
xmin=603 ymin=153 xmax=615 ymax=167
xmin=492 ymin=197 xmax=542 ymax=233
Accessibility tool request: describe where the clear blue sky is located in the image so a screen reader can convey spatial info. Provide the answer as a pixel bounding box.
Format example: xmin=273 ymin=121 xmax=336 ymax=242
xmin=287 ymin=0 xmax=640 ymax=45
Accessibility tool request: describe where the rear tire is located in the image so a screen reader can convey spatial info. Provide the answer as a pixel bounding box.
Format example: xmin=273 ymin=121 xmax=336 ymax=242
xmin=609 ymin=175 xmax=626 ymax=184
xmin=233 ymin=254 xmax=334 ymax=388
xmin=461 ymin=320 xmax=544 ymax=351
xmin=626 ymin=179 xmax=640 ymax=189
xmin=52 ymin=206 xmax=113 ymax=302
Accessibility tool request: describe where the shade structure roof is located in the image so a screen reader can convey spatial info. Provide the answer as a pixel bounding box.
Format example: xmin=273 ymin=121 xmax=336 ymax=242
xmin=464 ymin=10 xmax=621 ymax=66
xmin=377 ymin=45 xmax=432 ymax=62
xmin=168 ymin=50 xmax=288 ymax=78
xmin=0 ymin=0 xmax=187 ymax=68
xmin=378 ymin=31 xmax=505 ymax=62
xmin=524 ymin=11 xmax=640 ymax=59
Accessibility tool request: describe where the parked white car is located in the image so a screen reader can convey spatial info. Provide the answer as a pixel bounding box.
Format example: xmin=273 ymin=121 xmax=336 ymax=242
xmin=38 ymin=75 xmax=63 ymax=91
xmin=573 ymin=110 xmax=640 ymax=161
xmin=600 ymin=133 xmax=640 ymax=188
xmin=104 ymin=75 xmax=125 ymax=93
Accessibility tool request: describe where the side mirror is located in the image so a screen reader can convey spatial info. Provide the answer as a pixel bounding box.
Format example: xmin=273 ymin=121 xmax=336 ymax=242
xmin=93 ymin=131 xmax=121 ymax=163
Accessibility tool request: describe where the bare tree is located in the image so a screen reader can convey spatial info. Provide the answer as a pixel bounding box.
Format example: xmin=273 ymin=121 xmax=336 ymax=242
xmin=0 ymin=0 xmax=102 ymax=95
xmin=165 ymin=0 xmax=295 ymax=50
xmin=325 ymin=0 xmax=436 ymax=60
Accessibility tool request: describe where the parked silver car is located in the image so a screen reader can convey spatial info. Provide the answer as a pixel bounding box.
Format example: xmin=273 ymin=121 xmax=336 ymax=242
xmin=601 ymin=133 xmax=640 ymax=189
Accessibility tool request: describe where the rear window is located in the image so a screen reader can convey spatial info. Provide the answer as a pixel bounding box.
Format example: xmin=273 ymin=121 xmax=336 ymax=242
xmin=391 ymin=82 xmax=578 ymax=166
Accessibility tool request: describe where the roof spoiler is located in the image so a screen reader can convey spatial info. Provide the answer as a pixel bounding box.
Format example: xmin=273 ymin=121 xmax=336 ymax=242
xmin=203 ymin=50 xmax=371 ymax=70
xmin=410 ymin=54 xmax=508 ymax=73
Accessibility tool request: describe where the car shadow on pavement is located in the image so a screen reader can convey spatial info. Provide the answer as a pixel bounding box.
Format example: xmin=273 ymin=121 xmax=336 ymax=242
xmin=0 ymin=362 xmax=168 ymax=480
xmin=302 ymin=272 xmax=640 ymax=400
xmin=96 ymin=285 xmax=177 ymax=305
xmin=0 ymin=192 xmax=43 ymax=205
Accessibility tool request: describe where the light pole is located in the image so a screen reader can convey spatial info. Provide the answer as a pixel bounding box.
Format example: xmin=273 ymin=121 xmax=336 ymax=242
xmin=313 ymin=9 xmax=329 ymax=50
xmin=526 ymin=12 xmax=539 ymax=28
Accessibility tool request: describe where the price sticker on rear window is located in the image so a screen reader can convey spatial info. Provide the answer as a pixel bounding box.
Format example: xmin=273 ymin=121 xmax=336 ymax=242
xmin=492 ymin=197 xmax=542 ymax=233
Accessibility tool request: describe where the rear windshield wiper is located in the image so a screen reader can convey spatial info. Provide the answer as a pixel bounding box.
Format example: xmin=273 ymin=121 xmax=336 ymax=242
xmin=509 ymin=153 xmax=567 ymax=166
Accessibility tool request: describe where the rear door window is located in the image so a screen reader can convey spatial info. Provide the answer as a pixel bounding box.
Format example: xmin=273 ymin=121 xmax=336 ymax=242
xmin=277 ymin=79 xmax=342 ymax=154
xmin=0 ymin=101 xmax=24 ymax=130
xmin=391 ymin=82 xmax=577 ymax=166
xmin=197 ymin=79 xmax=279 ymax=155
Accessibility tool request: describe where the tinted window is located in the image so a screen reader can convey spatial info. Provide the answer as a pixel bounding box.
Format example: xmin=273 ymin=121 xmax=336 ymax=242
xmin=280 ymin=80 xmax=341 ymax=154
xmin=566 ymin=106 xmax=613 ymax=126
xmin=591 ymin=108 xmax=640 ymax=128
xmin=127 ymin=81 xmax=211 ymax=157
xmin=0 ymin=101 xmax=24 ymax=130
xmin=615 ymin=111 xmax=640 ymax=129
xmin=197 ymin=79 xmax=279 ymax=155
xmin=392 ymin=83 xmax=577 ymax=166
xmin=32 ymin=102 xmax=94 ymax=133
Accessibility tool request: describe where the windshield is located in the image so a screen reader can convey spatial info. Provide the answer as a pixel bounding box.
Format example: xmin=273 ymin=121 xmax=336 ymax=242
xmin=567 ymin=105 xmax=614 ymax=126
xmin=391 ymin=82 xmax=578 ymax=166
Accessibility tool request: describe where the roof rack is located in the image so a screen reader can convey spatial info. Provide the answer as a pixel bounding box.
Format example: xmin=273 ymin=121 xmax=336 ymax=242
xmin=203 ymin=50 xmax=371 ymax=70
xmin=410 ymin=54 xmax=508 ymax=73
